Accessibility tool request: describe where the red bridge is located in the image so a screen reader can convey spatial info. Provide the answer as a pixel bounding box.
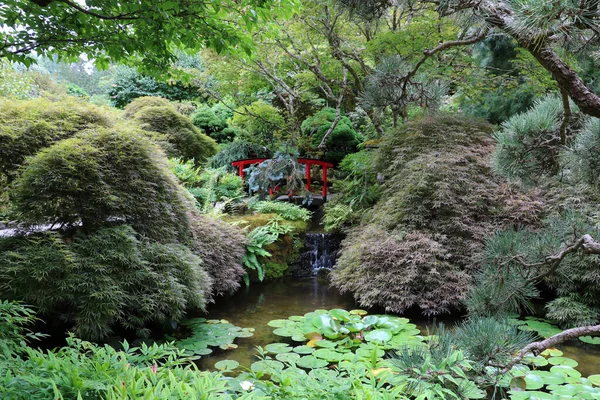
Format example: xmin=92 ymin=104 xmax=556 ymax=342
xmin=231 ymin=158 xmax=334 ymax=201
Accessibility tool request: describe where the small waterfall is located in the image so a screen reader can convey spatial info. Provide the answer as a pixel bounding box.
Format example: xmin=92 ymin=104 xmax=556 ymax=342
xmin=299 ymin=232 xmax=342 ymax=277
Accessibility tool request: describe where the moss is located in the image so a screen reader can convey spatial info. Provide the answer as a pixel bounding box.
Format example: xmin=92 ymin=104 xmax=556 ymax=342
xmin=263 ymin=261 xmax=290 ymax=279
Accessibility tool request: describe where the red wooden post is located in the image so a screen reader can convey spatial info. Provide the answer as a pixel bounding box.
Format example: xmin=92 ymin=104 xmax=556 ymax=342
xmin=238 ymin=164 xmax=244 ymax=178
xmin=322 ymin=166 xmax=328 ymax=198
xmin=305 ymin=163 xmax=311 ymax=191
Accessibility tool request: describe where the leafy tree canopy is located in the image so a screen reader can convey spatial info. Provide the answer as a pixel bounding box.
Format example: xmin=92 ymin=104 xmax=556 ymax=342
xmin=0 ymin=0 xmax=293 ymax=73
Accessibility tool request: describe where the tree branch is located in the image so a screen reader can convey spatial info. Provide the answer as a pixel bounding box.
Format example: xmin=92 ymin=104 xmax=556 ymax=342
xmin=501 ymin=324 xmax=600 ymax=374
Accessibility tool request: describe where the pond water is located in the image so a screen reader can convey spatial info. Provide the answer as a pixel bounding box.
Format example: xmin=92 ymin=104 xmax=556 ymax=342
xmin=192 ymin=277 xmax=600 ymax=375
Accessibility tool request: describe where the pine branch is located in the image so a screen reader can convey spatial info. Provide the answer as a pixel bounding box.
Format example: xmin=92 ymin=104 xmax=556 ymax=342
xmin=500 ymin=324 xmax=600 ymax=374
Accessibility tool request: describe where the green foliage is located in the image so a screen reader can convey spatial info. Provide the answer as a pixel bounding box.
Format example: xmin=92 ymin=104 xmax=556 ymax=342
xmin=107 ymin=65 xmax=201 ymax=108
xmin=492 ymin=95 xmax=572 ymax=184
xmin=10 ymin=127 xmax=192 ymax=242
xmin=566 ymin=117 xmax=600 ymax=187
xmin=65 ymin=82 xmax=88 ymax=98
xmin=0 ymin=301 xmax=44 ymax=358
xmin=322 ymin=203 xmax=361 ymax=233
xmin=191 ymin=103 xmax=235 ymax=142
xmin=166 ymin=317 xmax=254 ymax=356
xmin=0 ymin=330 xmax=239 ymax=400
xmin=187 ymin=213 xmax=247 ymax=298
xmin=248 ymin=200 xmax=312 ymax=221
xmin=0 ymin=60 xmax=36 ymax=99
xmin=300 ymin=108 xmax=361 ymax=164
xmin=0 ymin=0 xmax=287 ymax=72
xmin=122 ymin=95 xmax=172 ymax=118
xmin=0 ymin=226 xmax=211 ymax=340
xmin=243 ymin=225 xmax=278 ymax=284
xmin=231 ymin=100 xmax=286 ymax=147
xmin=0 ymin=97 xmax=113 ymax=180
xmin=209 ymin=139 xmax=272 ymax=172
xmin=546 ymin=295 xmax=600 ymax=328
xmin=332 ymin=226 xmax=471 ymax=315
xmin=130 ymin=101 xmax=218 ymax=165
xmin=332 ymin=115 xmax=504 ymax=315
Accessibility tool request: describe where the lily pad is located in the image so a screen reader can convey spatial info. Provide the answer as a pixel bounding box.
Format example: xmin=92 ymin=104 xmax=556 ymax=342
xmin=265 ymin=343 xmax=292 ymax=354
xmin=541 ymin=348 xmax=563 ymax=357
xmin=296 ymin=355 xmax=329 ymax=369
xmin=364 ymin=329 xmax=392 ymax=343
xmin=313 ymin=348 xmax=344 ymax=362
xmin=293 ymin=345 xmax=315 ymax=354
xmin=276 ymin=352 xmax=301 ymax=363
xmin=214 ymin=360 xmax=239 ymax=371
xmin=589 ymin=374 xmax=600 ymax=386
xmin=251 ymin=360 xmax=284 ymax=374
xmin=548 ymin=356 xmax=578 ymax=368
xmin=580 ymin=336 xmax=600 ymax=345
xmin=523 ymin=373 xmax=544 ymax=390
xmin=268 ymin=319 xmax=291 ymax=328
xmin=350 ymin=309 xmax=368 ymax=315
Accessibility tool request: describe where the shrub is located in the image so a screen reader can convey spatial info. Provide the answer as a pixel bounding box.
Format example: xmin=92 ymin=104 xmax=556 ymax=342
xmin=209 ymin=139 xmax=272 ymax=172
xmin=187 ymin=213 xmax=246 ymax=298
xmin=132 ymin=105 xmax=218 ymax=165
xmin=0 ymin=97 xmax=113 ymax=180
xmin=332 ymin=226 xmax=471 ymax=315
xmin=565 ymin=117 xmax=600 ymax=187
xmin=10 ymin=127 xmax=192 ymax=242
xmin=248 ymin=200 xmax=312 ymax=221
xmin=123 ymin=95 xmax=172 ymax=118
xmin=0 ymin=226 xmax=211 ymax=340
xmin=331 ymin=115 xmax=525 ymax=315
xmin=300 ymin=108 xmax=362 ymax=164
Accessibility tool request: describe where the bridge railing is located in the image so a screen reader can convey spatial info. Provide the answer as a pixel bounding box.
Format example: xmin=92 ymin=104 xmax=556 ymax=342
xmin=231 ymin=158 xmax=334 ymax=199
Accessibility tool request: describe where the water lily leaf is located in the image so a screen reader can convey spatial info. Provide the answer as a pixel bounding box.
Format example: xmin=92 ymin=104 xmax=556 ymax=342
xmin=306 ymin=339 xmax=318 ymax=347
xmin=296 ymin=355 xmax=329 ymax=369
xmin=523 ymin=373 xmax=544 ymax=390
xmin=195 ymin=348 xmax=213 ymax=355
xmin=548 ymin=356 xmax=578 ymax=368
xmin=273 ymin=327 xmax=294 ymax=337
xmin=529 ymin=370 xmax=566 ymax=385
xmin=580 ymin=336 xmax=600 ymax=345
xmin=214 ymin=360 xmax=239 ymax=371
xmin=289 ymin=315 xmax=303 ymax=321
xmin=313 ymin=348 xmax=343 ymax=362
xmin=588 ymin=374 xmax=600 ymax=386
xmin=350 ymin=309 xmax=368 ymax=315
xmin=293 ymin=345 xmax=315 ymax=354
xmin=364 ymin=329 xmax=392 ymax=343
xmin=276 ymin=352 xmax=301 ymax=363
xmin=219 ymin=343 xmax=238 ymax=350
xmin=292 ymin=334 xmax=307 ymax=342
xmin=541 ymin=348 xmax=563 ymax=357
xmin=236 ymin=330 xmax=254 ymax=338
xmin=510 ymin=376 xmax=526 ymax=390
xmin=206 ymin=319 xmax=220 ymax=324
xmin=268 ymin=319 xmax=290 ymax=328
xmin=265 ymin=343 xmax=292 ymax=354
xmin=305 ymin=332 xmax=323 ymax=341
xmin=330 ymin=309 xmax=351 ymax=322
xmin=309 ymin=368 xmax=338 ymax=380
xmin=523 ymin=355 xmax=548 ymax=367
xmin=356 ymin=346 xmax=385 ymax=359
xmin=251 ymin=360 xmax=284 ymax=374
xmin=550 ymin=366 xmax=582 ymax=379
xmin=363 ymin=315 xmax=379 ymax=327
xmin=314 ymin=340 xmax=337 ymax=348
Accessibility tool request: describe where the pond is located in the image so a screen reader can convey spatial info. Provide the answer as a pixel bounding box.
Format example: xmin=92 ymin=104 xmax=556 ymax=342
xmin=191 ymin=277 xmax=600 ymax=376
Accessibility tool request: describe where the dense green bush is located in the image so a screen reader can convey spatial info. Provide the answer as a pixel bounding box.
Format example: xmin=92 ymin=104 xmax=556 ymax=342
xmin=190 ymin=103 xmax=235 ymax=142
xmin=209 ymin=139 xmax=272 ymax=172
xmin=0 ymin=226 xmax=211 ymax=340
xmin=566 ymin=117 xmax=600 ymax=187
xmin=188 ymin=213 xmax=247 ymax=297
xmin=10 ymin=127 xmax=192 ymax=242
xmin=300 ymin=108 xmax=362 ymax=164
xmin=331 ymin=115 xmax=529 ymax=315
xmin=122 ymin=95 xmax=172 ymax=118
xmin=132 ymin=105 xmax=218 ymax=165
xmin=0 ymin=97 xmax=113 ymax=180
